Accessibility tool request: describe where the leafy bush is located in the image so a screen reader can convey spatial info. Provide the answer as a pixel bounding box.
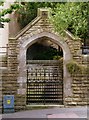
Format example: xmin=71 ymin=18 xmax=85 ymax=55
xmin=66 ymin=61 xmax=82 ymax=74
xmin=66 ymin=60 xmax=89 ymax=76
xmin=53 ymin=56 xmax=62 ymax=60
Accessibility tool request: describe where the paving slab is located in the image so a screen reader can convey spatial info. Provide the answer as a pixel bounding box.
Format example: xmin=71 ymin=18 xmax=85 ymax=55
xmin=47 ymin=112 xmax=79 ymax=118
xmin=1 ymin=106 xmax=88 ymax=119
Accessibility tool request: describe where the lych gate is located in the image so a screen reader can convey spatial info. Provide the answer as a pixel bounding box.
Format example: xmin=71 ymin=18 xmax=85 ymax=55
xmin=3 ymin=8 xmax=87 ymax=111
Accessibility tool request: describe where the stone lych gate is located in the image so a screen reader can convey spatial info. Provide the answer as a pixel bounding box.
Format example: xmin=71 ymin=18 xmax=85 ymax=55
xmin=2 ymin=8 xmax=88 ymax=111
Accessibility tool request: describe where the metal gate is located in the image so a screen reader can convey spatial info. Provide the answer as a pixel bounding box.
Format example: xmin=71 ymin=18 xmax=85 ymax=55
xmin=26 ymin=60 xmax=63 ymax=105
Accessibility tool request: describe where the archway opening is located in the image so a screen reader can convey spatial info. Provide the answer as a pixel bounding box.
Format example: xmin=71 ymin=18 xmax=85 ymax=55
xmin=26 ymin=37 xmax=63 ymax=60
xmin=26 ymin=36 xmax=64 ymax=105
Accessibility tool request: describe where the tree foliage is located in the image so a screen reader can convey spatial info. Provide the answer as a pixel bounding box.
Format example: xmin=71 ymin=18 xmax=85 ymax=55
xmin=17 ymin=2 xmax=89 ymax=40
xmin=0 ymin=2 xmax=22 ymax=23
xmin=51 ymin=2 xmax=89 ymax=40
xmin=0 ymin=2 xmax=88 ymax=40
xmin=17 ymin=2 xmax=58 ymax=28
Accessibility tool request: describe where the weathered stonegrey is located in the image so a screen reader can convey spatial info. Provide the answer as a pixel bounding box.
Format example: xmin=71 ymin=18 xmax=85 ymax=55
xmin=2 ymin=8 xmax=88 ymax=111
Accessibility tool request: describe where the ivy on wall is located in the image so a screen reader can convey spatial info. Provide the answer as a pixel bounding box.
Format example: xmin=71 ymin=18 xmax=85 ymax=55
xmin=66 ymin=60 xmax=87 ymax=75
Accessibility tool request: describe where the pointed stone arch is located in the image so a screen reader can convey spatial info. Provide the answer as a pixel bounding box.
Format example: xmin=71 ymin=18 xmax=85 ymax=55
xmin=17 ymin=31 xmax=73 ymax=106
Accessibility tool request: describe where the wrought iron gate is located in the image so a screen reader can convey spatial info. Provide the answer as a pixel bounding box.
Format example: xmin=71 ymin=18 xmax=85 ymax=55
xmin=26 ymin=60 xmax=63 ymax=105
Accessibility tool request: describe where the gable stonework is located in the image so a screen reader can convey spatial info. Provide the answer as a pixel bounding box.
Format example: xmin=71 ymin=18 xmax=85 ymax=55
xmin=2 ymin=8 xmax=88 ymax=111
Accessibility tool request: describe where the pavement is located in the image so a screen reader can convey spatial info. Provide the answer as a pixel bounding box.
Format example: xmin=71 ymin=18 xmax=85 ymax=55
xmin=1 ymin=106 xmax=89 ymax=120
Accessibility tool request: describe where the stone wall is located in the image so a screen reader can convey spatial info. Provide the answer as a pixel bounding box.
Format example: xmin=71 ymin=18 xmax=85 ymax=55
xmin=8 ymin=39 xmax=26 ymax=111
xmin=65 ymin=55 xmax=89 ymax=106
xmin=65 ymin=73 xmax=88 ymax=106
